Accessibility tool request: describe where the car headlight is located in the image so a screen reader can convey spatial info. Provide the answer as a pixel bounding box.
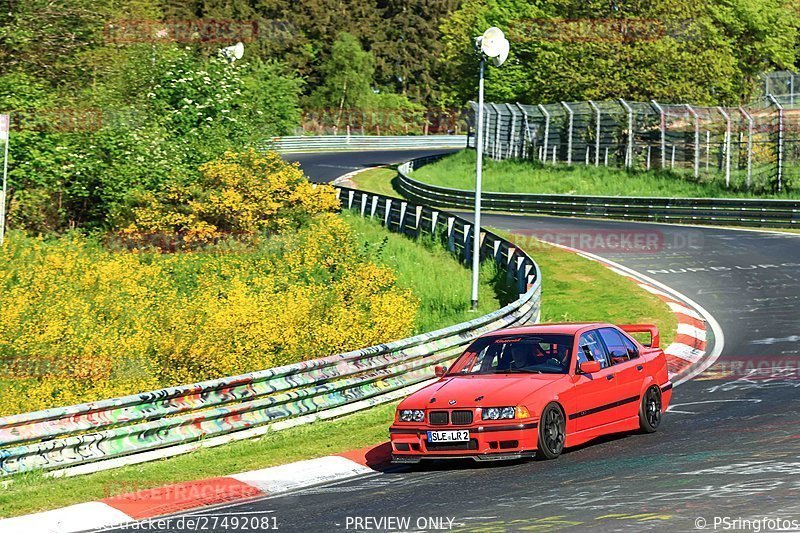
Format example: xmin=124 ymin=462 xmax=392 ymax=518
xmin=399 ymin=409 xmax=424 ymax=422
xmin=482 ymin=406 xmax=521 ymax=420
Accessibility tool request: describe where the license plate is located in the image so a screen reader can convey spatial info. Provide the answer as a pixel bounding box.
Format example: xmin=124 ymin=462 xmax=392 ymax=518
xmin=426 ymin=430 xmax=469 ymax=443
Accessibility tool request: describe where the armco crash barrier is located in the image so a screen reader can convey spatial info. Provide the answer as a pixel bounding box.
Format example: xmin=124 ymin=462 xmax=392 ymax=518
xmin=396 ymin=155 xmax=800 ymax=229
xmin=262 ymin=134 xmax=467 ymax=153
xmin=0 ymin=186 xmax=541 ymax=477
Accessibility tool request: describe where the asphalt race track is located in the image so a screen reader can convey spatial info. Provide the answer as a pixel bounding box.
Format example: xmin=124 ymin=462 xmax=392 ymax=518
xmin=105 ymin=150 xmax=800 ymax=533
xmin=283 ymin=149 xmax=459 ymax=183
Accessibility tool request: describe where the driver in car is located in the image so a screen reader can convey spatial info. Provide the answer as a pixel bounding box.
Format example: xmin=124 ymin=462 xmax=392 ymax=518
xmin=510 ymin=344 xmax=532 ymax=369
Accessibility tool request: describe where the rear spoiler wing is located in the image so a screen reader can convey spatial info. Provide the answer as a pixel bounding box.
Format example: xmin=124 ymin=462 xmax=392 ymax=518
xmin=618 ymin=324 xmax=660 ymax=349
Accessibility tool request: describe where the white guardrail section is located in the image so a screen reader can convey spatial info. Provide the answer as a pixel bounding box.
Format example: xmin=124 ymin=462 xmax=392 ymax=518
xmin=0 ymin=186 xmax=541 ymax=478
xmin=261 ymin=135 xmax=468 ymax=153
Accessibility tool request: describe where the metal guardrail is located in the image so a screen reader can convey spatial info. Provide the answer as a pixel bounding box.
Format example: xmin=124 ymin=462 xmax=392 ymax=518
xmin=261 ymin=135 xmax=467 ymax=153
xmin=0 ymin=186 xmax=541 ymax=477
xmin=396 ymin=155 xmax=800 ymax=228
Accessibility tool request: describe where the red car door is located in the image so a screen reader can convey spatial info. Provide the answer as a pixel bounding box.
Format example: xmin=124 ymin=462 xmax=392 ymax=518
xmin=572 ymin=330 xmax=621 ymax=432
xmin=598 ymin=327 xmax=646 ymax=420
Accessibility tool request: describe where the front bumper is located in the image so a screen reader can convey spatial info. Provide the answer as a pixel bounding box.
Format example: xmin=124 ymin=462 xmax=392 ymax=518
xmin=389 ymin=421 xmax=539 ymax=463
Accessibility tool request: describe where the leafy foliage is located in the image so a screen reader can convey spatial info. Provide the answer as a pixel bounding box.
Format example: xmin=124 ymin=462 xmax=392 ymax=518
xmin=1 ymin=0 xmax=799 ymax=233
xmin=0 ymin=214 xmax=418 ymax=415
xmin=1 ymin=38 xmax=303 ymax=233
xmin=439 ymin=0 xmax=799 ymax=106
xmin=123 ymin=150 xmax=340 ymax=247
xmin=306 ymin=33 xmax=376 ymax=112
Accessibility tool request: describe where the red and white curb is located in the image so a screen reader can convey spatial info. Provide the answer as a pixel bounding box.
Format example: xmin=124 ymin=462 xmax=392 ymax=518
xmin=0 ymin=444 xmax=391 ymax=533
xmin=537 ymin=241 xmax=724 ymax=386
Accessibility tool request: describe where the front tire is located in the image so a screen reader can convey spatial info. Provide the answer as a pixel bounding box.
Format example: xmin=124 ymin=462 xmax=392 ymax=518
xmin=639 ymin=386 xmax=663 ymax=433
xmin=537 ymin=403 xmax=566 ymax=459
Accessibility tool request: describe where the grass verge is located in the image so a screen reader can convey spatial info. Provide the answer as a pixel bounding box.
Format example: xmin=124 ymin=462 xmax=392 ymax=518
xmin=412 ymin=150 xmax=800 ymax=199
xmin=341 ymin=211 xmax=504 ymax=333
xmin=346 ymin=166 xmax=403 ymax=198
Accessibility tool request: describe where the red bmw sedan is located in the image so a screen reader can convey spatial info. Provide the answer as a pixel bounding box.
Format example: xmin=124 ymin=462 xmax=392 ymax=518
xmin=390 ymin=323 xmax=672 ymax=463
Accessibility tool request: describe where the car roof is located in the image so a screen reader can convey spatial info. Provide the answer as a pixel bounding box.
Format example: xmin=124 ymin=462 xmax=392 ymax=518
xmin=485 ymin=322 xmax=612 ymax=337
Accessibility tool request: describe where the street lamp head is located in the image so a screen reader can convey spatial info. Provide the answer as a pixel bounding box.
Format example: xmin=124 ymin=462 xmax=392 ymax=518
xmin=477 ymin=27 xmax=509 ymax=67
xmin=219 ymin=42 xmax=245 ymax=62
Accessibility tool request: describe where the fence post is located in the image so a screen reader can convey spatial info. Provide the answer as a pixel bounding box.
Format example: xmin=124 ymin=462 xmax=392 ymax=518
xmin=492 ymin=104 xmax=502 ymax=160
xmin=739 ymin=106 xmax=754 ymax=190
xmin=650 ymin=100 xmax=666 ymax=170
xmin=384 ymin=198 xmax=393 ymax=226
xmin=464 ymin=224 xmax=472 ymax=263
xmin=517 ymin=256 xmax=526 ymax=294
xmin=619 ymin=99 xmax=634 ymax=168
xmin=483 ymin=105 xmax=491 ymax=159
xmin=516 ymin=103 xmax=530 ymax=158
xmin=506 ymin=103 xmax=518 ymax=159
xmin=562 ymin=102 xmax=574 ymax=165
xmin=717 ymin=107 xmax=732 ymax=188
xmin=447 ymin=216 xmax=455 ymax=252
xmin=538 ymin=104 xmax=550 ymax=164
xmin=399 ymin=201 xmax=407 ymax=231
xmin=686 ymin=104 xmax=700 ymax=179
xmin=589 ymin=100 xmax=601 ymax=167
xmin=768 ymin=94 xmax=784 ymax=192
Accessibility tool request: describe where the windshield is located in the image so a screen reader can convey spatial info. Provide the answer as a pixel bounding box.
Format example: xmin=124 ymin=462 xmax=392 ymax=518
xmin=448 ymin=334 xmax=574 ymax=375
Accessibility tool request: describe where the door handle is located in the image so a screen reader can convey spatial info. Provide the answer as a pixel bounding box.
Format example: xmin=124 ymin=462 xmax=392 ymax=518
xmin=636 ymin=365 xmax=644 ymax=371
xmin=606 ymin=374 xmax=615 ymax=380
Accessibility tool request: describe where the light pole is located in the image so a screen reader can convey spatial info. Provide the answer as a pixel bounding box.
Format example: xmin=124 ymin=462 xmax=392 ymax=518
xmin=471 ymin=27 xmax=509 ymax=310
xmin=0 ymin=114 xmax=9 ymax=247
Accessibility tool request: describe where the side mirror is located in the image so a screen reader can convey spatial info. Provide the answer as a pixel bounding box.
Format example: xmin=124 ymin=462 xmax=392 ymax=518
xmin=434 ymin=365 xmax=447 ymax=378
xmin=579 ymin=361 xmax=602 ymax=374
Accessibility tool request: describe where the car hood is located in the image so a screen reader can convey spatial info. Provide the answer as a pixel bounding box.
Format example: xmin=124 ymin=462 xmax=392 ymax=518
xmin=404 ymin=374 xmax=565 ymax=409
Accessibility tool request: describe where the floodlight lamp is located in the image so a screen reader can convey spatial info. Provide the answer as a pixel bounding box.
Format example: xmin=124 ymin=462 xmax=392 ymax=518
xmin=220 ymin=42 xmax=245 ymax=62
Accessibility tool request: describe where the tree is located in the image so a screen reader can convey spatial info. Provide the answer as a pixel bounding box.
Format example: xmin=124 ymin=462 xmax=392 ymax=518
xmin=373 ymin=0 xmax=461 ymax=102
xmin=710 ymin=0 xmax=798 ymax=101
xmin=438 ymin=0 xmax=798 ymax=106
xmin=306 ymin=32 xmax=376 ymax=127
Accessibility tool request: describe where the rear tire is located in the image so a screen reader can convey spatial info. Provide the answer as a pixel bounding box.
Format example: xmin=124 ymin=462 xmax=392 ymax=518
xmin=537 ymin=403 xmax=566 ymax=459
xmin=639 ymin=386 xmax=662 ymax=433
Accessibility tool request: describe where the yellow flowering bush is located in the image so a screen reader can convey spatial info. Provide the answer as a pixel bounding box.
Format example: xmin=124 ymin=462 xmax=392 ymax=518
xmin=0 ymin=215 xmax=418 ymax=416
xmin=122 ymin=149 xmax=340 ymax=249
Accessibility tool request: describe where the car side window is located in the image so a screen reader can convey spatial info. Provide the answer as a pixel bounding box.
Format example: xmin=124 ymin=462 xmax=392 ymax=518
xmin=598 ymin=328 xmax=630 ymax=365
xmin=621 ymin=334 xmax=640 ymax=359
xmin=578 ymin=330 xmax=610 ymax=368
